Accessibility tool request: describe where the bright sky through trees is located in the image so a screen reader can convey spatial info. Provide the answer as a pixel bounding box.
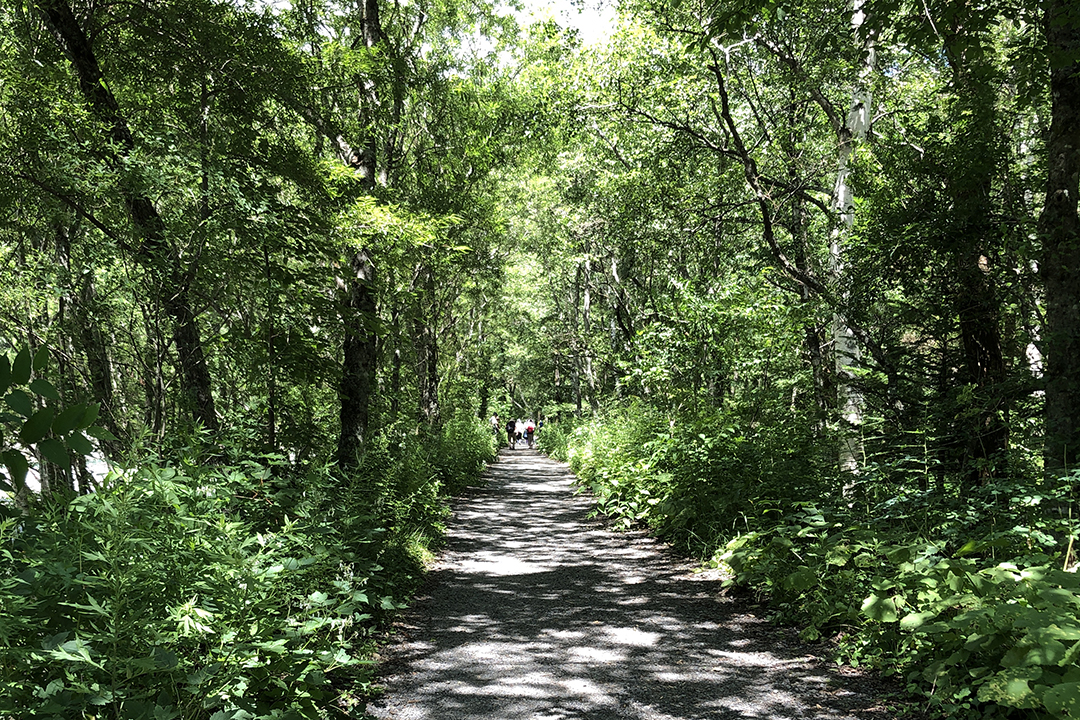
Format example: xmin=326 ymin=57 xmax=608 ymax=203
xmin=517 ymin=0 xmax=616 ymax=45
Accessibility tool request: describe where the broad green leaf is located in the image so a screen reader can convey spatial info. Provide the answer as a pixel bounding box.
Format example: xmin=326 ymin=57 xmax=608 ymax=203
xmin=784 ymin=567 xmax=817 ymax=592
xmin=5 ymin=389 xmax=33 ymax=417
xmin=2 ymin=450 xmax=28 ymax=487
xmin=84 ymin=425 xmax=118 ymax=442
xmin=900 ymin=611 xmax=937 ymax=630
xmin=861 ymin=593 xmax=901 ymax=622
xmin=976 ymin=667 xmax=1041 ymax=709
xmin=1061 ymin=640 xmax=1080 ymax=667
xmin=52 ymin=404 xmax=86 ymax=435
xmin=152 ymin=646 xmax=179 ymax=669
xmin=1042 ymin=681 xmax=1080 ymax=716
xmin=20 ymin=408 xmax=55 ymax=445
xmin=68 ymin=431 xmax=93 ymax=456
xmin=11 ymin=348 xmax=30 ymax=385
xmin=37 ymin=439 xmax=70 ymax=470
xmin=77 ymin=404 xmax=100 ymax=430
xmin=954 ymin=539 xmax=981 ymax=557
xmin=29 ymin=378 xmax=60 ymax=402
xmin=31 ymin=346 xmax=49 ymax=373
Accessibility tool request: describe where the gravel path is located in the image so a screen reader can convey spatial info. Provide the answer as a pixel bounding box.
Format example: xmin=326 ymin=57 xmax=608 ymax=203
xmin=366 ymin=449 xmax=902 ymax=720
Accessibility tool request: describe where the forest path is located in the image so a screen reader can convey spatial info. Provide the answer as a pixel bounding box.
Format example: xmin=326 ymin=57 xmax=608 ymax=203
xmin=365 ymin=449 xmax=897 ymax=720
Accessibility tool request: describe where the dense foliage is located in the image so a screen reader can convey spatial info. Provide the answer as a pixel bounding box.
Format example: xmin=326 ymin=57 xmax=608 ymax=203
xmin=4 ymin=0 xmax=1080 ymax=717
xmin=518 ymin=2 xmax=1080 ymax=718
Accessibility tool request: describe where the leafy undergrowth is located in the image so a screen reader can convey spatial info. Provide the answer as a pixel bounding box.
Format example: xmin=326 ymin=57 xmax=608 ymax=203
xmin=0 ymin=413 xmax=497 ymax=719
xmin=551 ymin=402 xmax=1080 ymax=719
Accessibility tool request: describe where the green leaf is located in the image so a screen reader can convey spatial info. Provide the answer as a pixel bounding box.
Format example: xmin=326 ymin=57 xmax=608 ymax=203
xmin=29 ymin=378 xmax=60 ymax=402
xmin=977 ymin=667 xmax=1041 ymax=709
xmin=1061 ymin=640 xmax=1080 ymax=667
xmin=0 ymin=356 xmax=10 ymax=395
xmin=77 ymin=404 xmax=100 ymax=430
xmin=1042 ymin=681 xmax=1080 ymax=716
xmin=954 ymin=539 xmax=982 ymax=557
xmin=31 ymin=346 xmax=49 ymax=373
xmin=5 ymin=389 xmax=33 ymax=417
xmin=784 ymin=567 xmax=817 ymax=593
xmin=84 ymin=425 xmax=117 ymax=442
xmin=11 ymin=347 xmax=30 ymax=385
xmin=862 ymin=592 xmax=901 ymax=622
xmin=2 ymin=450 xmax=28 ymax=488
xmin=50 ymin=638 xmax=101 ymax=668
xmin=68 ymin=432 xmax=93 ymax=456
xmin=900 ymin=611 xmax=937 ymax=630
xmin=37 ymin=439 xmax=70 ymax=470
xmin=53 ymin=404 xmax=86 ymax=435
xmin=20 ymin=408 xmax=55 ymax=445
xmin=1021 ymin=639 xmax=1067 ymax=667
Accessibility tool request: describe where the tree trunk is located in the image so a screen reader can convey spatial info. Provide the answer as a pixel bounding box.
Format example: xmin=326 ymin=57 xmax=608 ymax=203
xmin=37 ymin=0 xmax=218 ymax=433
xmin=337 ymin=249 xmax=378 ymax=467
xmin=331 ymin=0 xmax=395 ymax=469
xmin=1040 ymin=0 xmax=1080 ymax=477
xmin=829 ymin=0 xmax=874 ymax=478
xmin=943 ymin=24 xmax=1009 ymax=485
xmin=414 ymin=267 xmax=441 ymax=427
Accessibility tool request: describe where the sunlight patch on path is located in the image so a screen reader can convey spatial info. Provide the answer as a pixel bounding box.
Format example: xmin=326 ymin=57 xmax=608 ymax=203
xmin=368 ymin=450 xmax=891 ymax=720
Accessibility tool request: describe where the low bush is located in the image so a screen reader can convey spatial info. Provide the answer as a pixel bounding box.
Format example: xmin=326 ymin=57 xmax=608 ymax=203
xmin=565 ymin=404 xmax=1080 ymax=719
xmin=0 ymin=412 xmax=495 ymax=719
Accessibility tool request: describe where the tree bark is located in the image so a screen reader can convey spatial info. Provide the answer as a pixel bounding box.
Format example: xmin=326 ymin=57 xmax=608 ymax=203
xmin=829 ymin=0 xmax=874 ymax=478
xmin=1040 ymin=0 xmax=1080 ymax=476
xmin=413 ymin=266 xmax=441 ymax=427
xmin=36 ymin=0 xmax=218 ymax=433
xmin=943 ymin=24 xmax=1009 ymax=485
xmin=337 ymin=249 xmax=378 ymax=467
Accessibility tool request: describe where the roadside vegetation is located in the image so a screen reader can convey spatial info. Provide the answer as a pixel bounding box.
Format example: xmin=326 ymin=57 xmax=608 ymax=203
xmin=3 ymin=0 xmax=1080 ymax=718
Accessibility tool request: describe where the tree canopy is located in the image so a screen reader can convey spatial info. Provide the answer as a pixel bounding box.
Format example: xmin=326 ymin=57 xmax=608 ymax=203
xmin=1 ymin=0 xmax=1080 ymax=717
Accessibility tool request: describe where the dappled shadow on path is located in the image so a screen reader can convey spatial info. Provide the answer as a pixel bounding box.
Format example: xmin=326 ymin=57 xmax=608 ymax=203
xmin=366 ymin=450 xmax=893 ymax=720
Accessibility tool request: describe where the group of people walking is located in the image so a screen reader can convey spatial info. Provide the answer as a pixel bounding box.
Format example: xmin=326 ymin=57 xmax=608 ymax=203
xmin=491 ymin=415 xmax=539 ymax=450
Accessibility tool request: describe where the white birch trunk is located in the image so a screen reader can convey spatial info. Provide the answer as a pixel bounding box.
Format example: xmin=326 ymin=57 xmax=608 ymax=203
xmin=830 ymin=0 xmax=875 ymax=476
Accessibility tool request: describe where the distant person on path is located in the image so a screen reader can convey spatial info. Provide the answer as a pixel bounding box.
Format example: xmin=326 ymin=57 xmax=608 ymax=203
xmin=525 ymin=421 xmax=535 ymax=449
xmin=491 ymin=414 xmax=500 ymax=438
xmin=505 ymin=419 xmax=516 ymax=449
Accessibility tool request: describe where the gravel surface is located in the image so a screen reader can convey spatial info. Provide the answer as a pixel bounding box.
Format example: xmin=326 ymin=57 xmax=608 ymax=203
xmin=366 ymin=449 xmax=907 ymax=720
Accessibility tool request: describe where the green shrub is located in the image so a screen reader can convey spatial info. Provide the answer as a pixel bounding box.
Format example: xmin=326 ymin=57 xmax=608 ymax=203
xmin=564 ymin=401 xmax=1080 ymax=719
xmin=0 ymin=463 xmax=387 ymax=719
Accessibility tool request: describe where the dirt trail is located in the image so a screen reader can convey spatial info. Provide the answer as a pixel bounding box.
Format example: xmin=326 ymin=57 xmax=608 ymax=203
xmin=366 ymin=449 xmax=900 ymax=720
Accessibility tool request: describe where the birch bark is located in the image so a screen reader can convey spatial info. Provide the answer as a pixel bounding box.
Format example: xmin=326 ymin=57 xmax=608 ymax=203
xmin=829 ymin=0 xmax=874 ymax=476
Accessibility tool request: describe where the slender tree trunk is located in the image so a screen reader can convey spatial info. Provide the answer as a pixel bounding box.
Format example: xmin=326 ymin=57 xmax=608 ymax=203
xmin=333 ymin=0 xmax=397 ymax=469
xmin=829 ymin=0 xmax=874 ymax=477
xmin=1040 ymin=0 xmax=1080 ymax=477
xmin=414 ymin=266 xmax=441 ymax=427
xmin=263 ymin=244 xmax=277 ymax=451
xmin=37 ymin=0 xmax=218 ymax=433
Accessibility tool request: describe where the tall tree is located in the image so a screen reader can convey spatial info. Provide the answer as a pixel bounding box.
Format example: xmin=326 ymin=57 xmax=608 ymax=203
xmin=33 ymin=0 xmax=219 ymax=432
xmin=1040 ymin=0 xmax=1080 ymax=476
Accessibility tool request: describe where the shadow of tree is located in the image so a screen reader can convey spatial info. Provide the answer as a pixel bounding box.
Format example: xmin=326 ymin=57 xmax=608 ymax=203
xmin=367 ymin=450 xmax=898 ymax=720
